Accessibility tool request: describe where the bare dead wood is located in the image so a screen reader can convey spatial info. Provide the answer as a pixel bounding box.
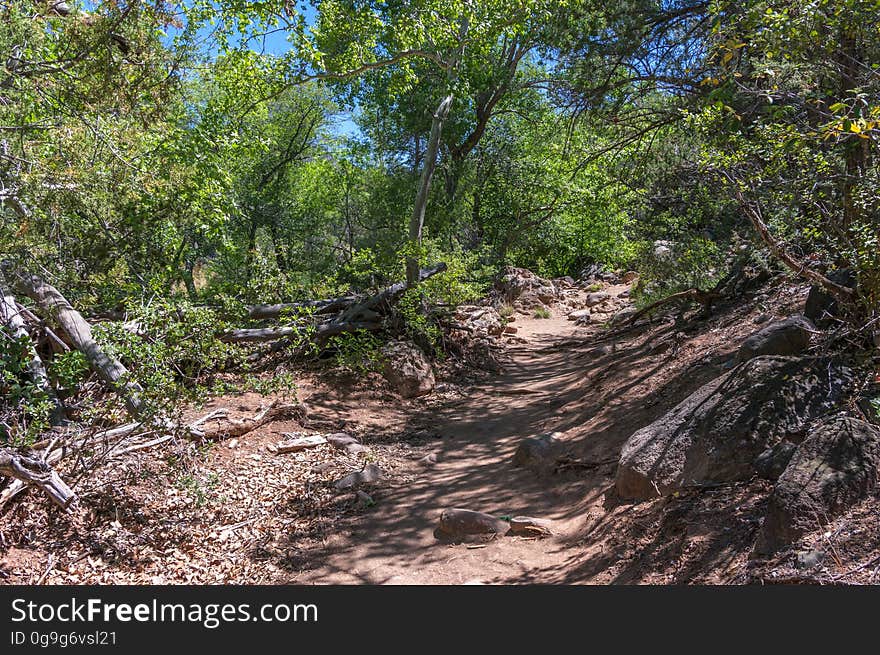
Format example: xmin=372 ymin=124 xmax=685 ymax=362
xmin=224 ymin=263 xmax=447 ymax=346
xmin=14 ymin=303 xmax=70 ymax=352
xmin=221 ymin=320 xmax=382 ymax=344
xmin=0 ymin=281 xmax=65 ymax=424
xmin=621 ymin=288 xmax=720 ymax=328
xmin=247 ymin=295 xmax=361 ymax=321
xmin=725 ymin=175 xmax=857 ymax=305
xmin=0 ymin=448 xmax=75 ymax=509
xmin=193 ymin=401 xmax=306 ymax=440
xmin=271 ymin=434 xmax=327 ymax=454
xmin=220 ymin=326 xmax=299 ymax=343
xmin=8 ymin=270 xmax=147 ymax=417
xmin=335 ymin=262 xmax=448 ymax=324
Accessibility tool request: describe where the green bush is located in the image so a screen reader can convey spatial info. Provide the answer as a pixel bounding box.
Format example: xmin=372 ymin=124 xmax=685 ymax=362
xmin=330 ymin=330 xmax=384 ymax=374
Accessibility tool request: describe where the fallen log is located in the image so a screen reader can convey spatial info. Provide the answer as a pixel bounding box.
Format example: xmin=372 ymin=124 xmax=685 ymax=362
xmin=221 ymin=326 xmax=299 ymax=344
xmin=247 ymin=295 xmax=361 ymax=321
xmin=191 ymin=401 xmax=306 ymax=440
xmin=8 ymin=270 xmax=147 ymax=417
xmin=0 ymin=280 xmax=66 ymax=424
xmin=221 ymin=320 xmax=382 ymax=344
xmin=0 ymin=448 xmax=75 ymax=510
xmin=620 ymin=287 xmax=720 ymax=328
xmin=222 ymin=263 xmax=447 ymax=345
xmin=335 ymin=262 xmax=447 ymax=324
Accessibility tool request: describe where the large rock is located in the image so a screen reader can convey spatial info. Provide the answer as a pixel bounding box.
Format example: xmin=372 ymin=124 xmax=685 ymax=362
xmin=754 ymin=416 xmax=880 ymax=555
xmin=615 ymin=357 xmax=855 ymax=500
xmin=513 ymin=432 xmax=565 ymax=475
xmin=381 ymin=341 xmax=435 ymax=398
xmin=736 ymin=316 xmax=814 ymax=362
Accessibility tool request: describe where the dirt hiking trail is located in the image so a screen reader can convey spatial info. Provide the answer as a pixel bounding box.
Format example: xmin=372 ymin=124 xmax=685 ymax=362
xmin=292 ymin=313 xmax=600 ymax=584
xmin=288 ymin=279 xmax=759 ymax=584
xmin=9 ymin=277 xmax=868 ymax=585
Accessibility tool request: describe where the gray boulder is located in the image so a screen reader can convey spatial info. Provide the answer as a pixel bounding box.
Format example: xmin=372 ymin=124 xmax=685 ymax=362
xmin=736 ymin=316 xmax=814 ymax=362
xmin=754 ymin=416 xmax=880 ymax=555
xmin=513 ymin=432 xmax=565 ymax=476
xmin=615 ymin=357 xmax=855 ymax=500
xmin=381 ymin=341 xmax=435 ymax=398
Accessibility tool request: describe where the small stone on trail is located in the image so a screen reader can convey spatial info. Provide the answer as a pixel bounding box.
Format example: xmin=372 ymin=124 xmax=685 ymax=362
xmin=334 ymin=463 xmax=384 ymax=491
xmin=327 ymin=432 xmax=367 ymax=455
xmin=513 ymin=432 xmax=564 ymax=475
xmin=508 ymin=516 xmax=554 ymax=536
xmin=435 ymin=508 xmax=509 ymax=541
xmin=356 ymin=490 xmax=374 ymax=507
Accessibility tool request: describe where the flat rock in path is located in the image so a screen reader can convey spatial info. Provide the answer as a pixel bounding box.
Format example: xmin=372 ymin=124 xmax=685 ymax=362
xmin=334 ymin=463 xmax=384 ymax=491
xmin=326 ymin=432 xmax=367 ymax=455
xmin=435 ymin=508 xmax=509 ymax=542
xmin=736 ymin=315 xmax=814 ymax=362
xmin=508 ymin=516 xmax=554 ymax=537
xmin=513 ymin=432 xmax=565 ymax=475
xmin=615 ymin=356 xmax=855 ymax=500
xmin=568 ymin=308 xmax=591 ymax=322
xmin=754 ymin=416 xmax=880 ymax=555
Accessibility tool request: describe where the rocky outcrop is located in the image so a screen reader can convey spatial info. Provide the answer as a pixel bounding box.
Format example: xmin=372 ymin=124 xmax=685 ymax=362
xmin=381 ymin=341 xmax=435 ymax=398
xmin=615 ymin=356 xmax=855 ymax=500
xmin=736 ymin=316 xmax=814 ymax=362
xmin=496 ymin=267 xmax=559 ymax=310
xmin=754 ymin=416 xmax=880 ymax=555
xmin=455 ymin=305 xmax=505 ymax=336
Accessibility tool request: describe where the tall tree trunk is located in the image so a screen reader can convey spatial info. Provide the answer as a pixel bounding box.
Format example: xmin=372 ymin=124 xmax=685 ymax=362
xmin=406 ymin=93 xmax=454 ymax=286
